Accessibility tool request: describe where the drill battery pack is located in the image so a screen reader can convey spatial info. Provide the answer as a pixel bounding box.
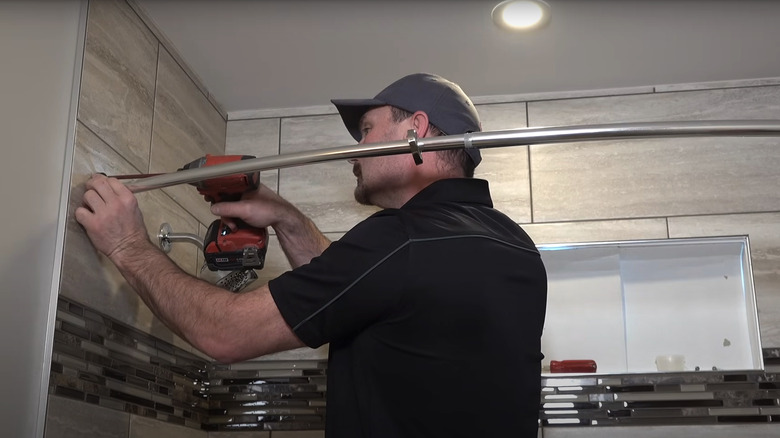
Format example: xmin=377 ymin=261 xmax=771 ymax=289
xmin=203 ymin=219 xmax=268 ymax=271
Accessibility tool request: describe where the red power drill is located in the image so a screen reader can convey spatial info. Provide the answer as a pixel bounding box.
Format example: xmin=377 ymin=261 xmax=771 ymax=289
xmin=180 ymin=154 xmax=268 ymax=271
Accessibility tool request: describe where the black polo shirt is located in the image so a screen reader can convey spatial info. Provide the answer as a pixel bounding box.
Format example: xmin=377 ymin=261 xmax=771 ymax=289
xmin=269 ymin=178 xmax=547 ymax=438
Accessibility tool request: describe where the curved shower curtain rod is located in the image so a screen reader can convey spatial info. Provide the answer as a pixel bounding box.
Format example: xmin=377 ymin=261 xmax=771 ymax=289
xmin=123 ymin=120 xmax=780 ymax=193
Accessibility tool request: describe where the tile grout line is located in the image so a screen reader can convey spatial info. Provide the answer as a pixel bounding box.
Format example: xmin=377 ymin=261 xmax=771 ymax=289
xmin=148 ymin=42 xmax=161 ymax=175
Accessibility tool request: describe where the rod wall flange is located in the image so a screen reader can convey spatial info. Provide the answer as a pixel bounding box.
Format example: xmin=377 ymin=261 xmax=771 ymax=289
xmin=158 ymin=223 xmax=203 ymax=252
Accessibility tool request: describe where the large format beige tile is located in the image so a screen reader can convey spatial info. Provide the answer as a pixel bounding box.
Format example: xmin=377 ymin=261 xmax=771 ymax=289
xmin=471 ymin=85 xmax=655 ymax=106
xmin=478 ymin=101 xmax=528 ymax=131
xmin=530 ymin=136 xmax=780 ymax=222
xmin=655 ymin=77 xmax=780 ymax=93
xmin=479 ymin=145 xmax=531 ymax=223
xmin=226 ymin=119 xmax=280 ymax=155
xmin=44 ymin=395 xmax=129 ymax=438
xmin=475 ymin=102 xmax=532 ymax=222
xmin=125 ymin=0 xmax=224 ymax=118
xmin=62 ymin=122 xmax=195 ymax=350
xmin=150 ymin=48 xmax=226 ymax=226
xmin=668 ymin=212 xmax=780 ymax=348
xmin=137 ymin=188 xmax=199 ymax=276
xmin=78 ymin=0 xmax=157 ymax=172
xmin=527 ymin=86 xmax=780 ymax=222
xmin=279 ymin=114 xmax=379 ymax=233
xmin=528 ymin=85 xmax=780 ymax=126
xmin=129 ymin=415 xmax=207 ymax=438
xmin=226 ymin=118 xmax=281 ymax=192
xmin=72 ymin=121 xmax=200 ymax=272
xmin=524 ymin=218 xmax=669 ymax=245
xmin=63 ymin=123 xmax=147 ymax=331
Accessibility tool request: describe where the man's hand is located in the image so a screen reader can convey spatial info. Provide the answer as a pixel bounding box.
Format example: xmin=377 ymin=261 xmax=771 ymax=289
xmin=209 ymin=183 xmax=289 ymax=230
xmin=211 ymin=183 xmax=331 ymax=268
xmin=75 ymin=174 xmax=150 ymax=261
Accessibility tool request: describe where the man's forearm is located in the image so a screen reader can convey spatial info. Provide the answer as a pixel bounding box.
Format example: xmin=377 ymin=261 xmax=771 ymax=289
xmin=273 ymin=208 xmax=331 ymax=268
xmin=108 ymin=238 xmax=230 ymax=352
xmin=107 ymin=238 xmax=303 ymax=363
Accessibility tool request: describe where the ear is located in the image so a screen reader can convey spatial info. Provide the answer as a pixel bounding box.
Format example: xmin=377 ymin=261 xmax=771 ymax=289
xmin=410 ymin=111 xmax=431 ymax=137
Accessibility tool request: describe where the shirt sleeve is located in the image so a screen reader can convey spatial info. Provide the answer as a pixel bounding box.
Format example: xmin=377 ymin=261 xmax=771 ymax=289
xmin=268 ymin=212 xmax=410 ymax=348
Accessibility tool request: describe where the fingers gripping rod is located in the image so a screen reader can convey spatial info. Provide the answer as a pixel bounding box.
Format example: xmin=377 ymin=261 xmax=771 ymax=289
xmin=123 ymin=120 xmax=780 ymax=193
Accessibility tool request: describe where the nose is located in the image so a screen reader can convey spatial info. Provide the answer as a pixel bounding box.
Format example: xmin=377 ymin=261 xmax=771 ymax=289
xmin=348 ymin=158 xmax=358 ymax=164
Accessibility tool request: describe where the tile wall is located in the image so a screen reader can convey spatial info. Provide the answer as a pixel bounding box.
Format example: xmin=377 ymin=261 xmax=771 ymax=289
xmin=47 ymin=297 xmax=210 ymax=435
xmin=63 ymin=0 xmax=225 ymax=353
xmin=45 ymin=293 xmax=780 ymax=437
xmin=539 ymin=356 xmax=780 ymax=427
xmin=206 ymin=361 xmax=327 ymax=432
xmin=46 ymin=296 xmax=325 ymax=437
xmin=48 ymin=0 xmax=225 ymax=436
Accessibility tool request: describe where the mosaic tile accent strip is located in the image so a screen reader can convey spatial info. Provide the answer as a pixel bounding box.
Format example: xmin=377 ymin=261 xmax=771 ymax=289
xmin=49 ymin=296 xmax=328 ymax=432
xmin=49 ymin=296 xmax=210 ymax=429
xmin=50 ymin=296 xmax=780 ymax=432
xmin=540 ymin=362 xmax=780 ymax=427
xmin=204 ymin=361 xmax=327 ymax=431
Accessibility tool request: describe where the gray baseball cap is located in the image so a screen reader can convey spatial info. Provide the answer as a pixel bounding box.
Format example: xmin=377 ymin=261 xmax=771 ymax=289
xmin=331 ymin=73 xmax=482 ymax=166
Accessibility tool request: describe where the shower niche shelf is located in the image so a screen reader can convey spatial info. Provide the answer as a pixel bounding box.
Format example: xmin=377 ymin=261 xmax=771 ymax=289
xmin=538 ymin=235 xmax=763 ymax=375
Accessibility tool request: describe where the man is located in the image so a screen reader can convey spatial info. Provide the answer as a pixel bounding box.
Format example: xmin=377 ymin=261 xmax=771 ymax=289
xmin=76 ymin=73 xmax=547 ymax=437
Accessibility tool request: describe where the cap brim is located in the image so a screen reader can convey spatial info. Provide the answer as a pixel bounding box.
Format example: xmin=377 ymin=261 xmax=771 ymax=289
xmin=331 ymin=98 xmax=385 ymax=142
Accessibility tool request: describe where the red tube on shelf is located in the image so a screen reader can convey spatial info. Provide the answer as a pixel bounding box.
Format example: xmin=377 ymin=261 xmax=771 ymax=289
xmin=550 ymin=360 xmax=597 ymax=373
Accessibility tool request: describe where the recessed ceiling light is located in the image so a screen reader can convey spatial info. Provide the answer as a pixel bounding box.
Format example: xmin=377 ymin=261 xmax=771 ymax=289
xmin=492 ymin=0 xmax=552 ymax=31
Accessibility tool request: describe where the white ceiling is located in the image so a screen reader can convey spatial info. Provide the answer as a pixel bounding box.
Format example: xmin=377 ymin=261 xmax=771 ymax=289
xmin=135 ymin=0 xmax=780 ymax=117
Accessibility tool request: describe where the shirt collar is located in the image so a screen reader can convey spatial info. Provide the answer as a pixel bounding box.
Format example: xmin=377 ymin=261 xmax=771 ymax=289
xmin=402 ymin=178 xmax=493 ymax=209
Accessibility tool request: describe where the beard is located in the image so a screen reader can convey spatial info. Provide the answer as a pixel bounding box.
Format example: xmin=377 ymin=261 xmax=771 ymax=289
xmin=353 ymin=162 xmax=372 ymax=205
xmin=354 ymin=184 xmax=372 ymax=206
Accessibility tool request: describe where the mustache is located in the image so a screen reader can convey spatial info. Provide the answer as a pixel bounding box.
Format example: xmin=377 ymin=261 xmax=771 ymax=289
xmin=352 ymin=163 xmax=361 ymax=178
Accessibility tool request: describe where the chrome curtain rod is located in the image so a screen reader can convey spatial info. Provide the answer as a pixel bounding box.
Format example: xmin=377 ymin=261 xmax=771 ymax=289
xmin=124 ymin=120 xmax=780 ymax=193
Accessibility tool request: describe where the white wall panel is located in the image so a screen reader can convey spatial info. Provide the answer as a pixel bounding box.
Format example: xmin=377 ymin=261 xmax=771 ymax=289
xmin=0 ymin=2 xmax=86 ymax=436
